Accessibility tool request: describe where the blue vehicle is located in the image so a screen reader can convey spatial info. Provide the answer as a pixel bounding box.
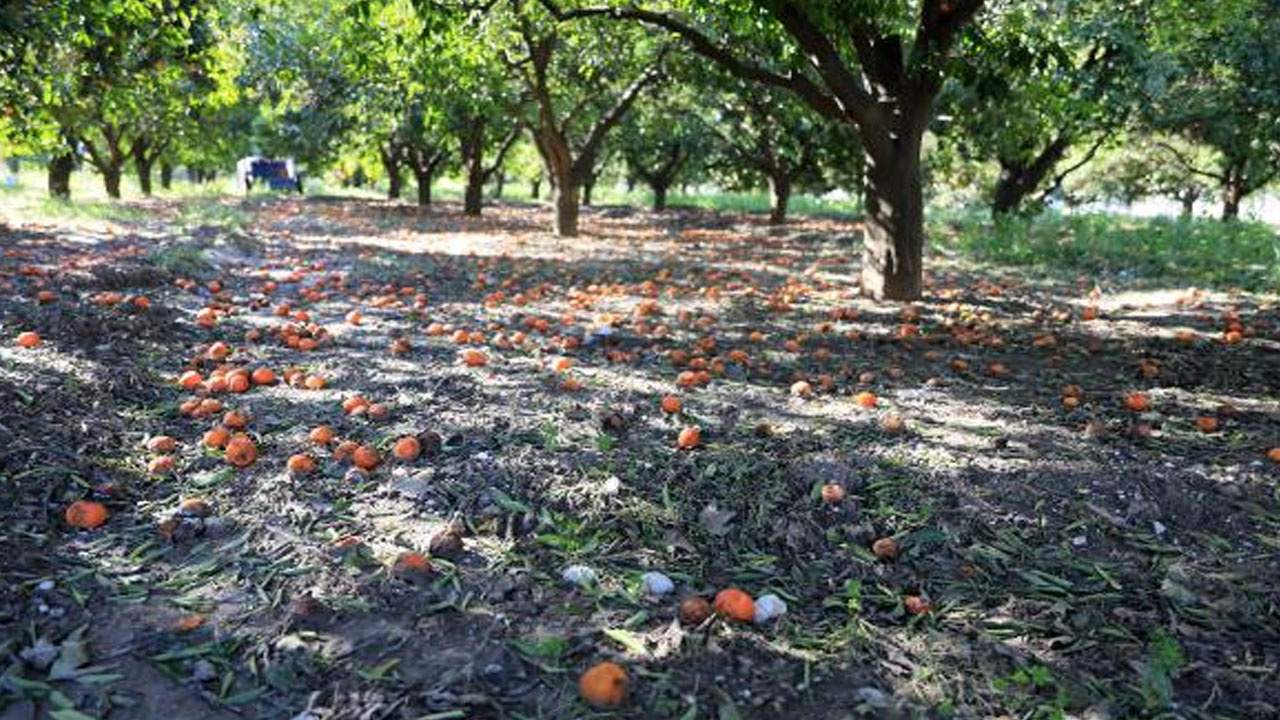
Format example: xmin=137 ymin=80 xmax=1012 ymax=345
xmin=236 ymin=156 xmax=303 ymax=193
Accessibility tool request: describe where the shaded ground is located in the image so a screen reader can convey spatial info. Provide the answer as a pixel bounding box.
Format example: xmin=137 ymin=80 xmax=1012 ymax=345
xmin=2 ymin=195 xmax=1279 ymax=720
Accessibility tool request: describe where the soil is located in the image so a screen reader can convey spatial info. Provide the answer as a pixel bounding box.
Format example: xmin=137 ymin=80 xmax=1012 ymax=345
xmin=1 ymin=195 xmax=1278 ymax=720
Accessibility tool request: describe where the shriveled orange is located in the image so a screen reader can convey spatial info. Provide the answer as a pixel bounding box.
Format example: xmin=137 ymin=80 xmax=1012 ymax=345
xmin=203 ymin=426 xmax=231 ymax=449
xmin=660 ymin=395 xmax=682 ymax=414
xmin=579 ymin=661 xmax=629 ymax=708
xmin=148 ymin=455 xmax=177 ymax=475
xmin=225 ymin=435 xmax=258 ymax=467
xmin=352 ymin=444 xmax=381 ymax=470
xmin=1195 ymin=417 xmax=1218 ymax=433
xmin=147 ymin=435 xmax=177 ymax=453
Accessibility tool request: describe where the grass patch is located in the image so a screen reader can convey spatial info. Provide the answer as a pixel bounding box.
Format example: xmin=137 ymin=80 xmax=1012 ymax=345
xmin=933 ymin=211 xmax=1280 ymax=291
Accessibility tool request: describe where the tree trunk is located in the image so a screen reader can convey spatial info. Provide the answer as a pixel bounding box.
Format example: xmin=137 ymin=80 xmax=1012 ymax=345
xmin=1221 ymin=173 xmax=1244 ymax=221
xmin=582 ymin=178 xmax=595 ymax=207
xmin=160 ymin=161 xmax=173 ymax=190
xmin=861 ymin=142 xmax=925 ymax=301
xmin=531 ymin=178 xmax=541 ymax=199
xmin=382 ymin=150 xmax=403 ymax=200
xmin=991 ymin=138 xmax=1069 ymax=216
xmin=414 ymin=167 xmax=433 ymax=207
xmin=1179 ymin=192 xmax=1195 ymax=218
xmin=464 ymin=155 xmax=484 ymax=216
xmin=769 ymin=173 xmax=791 ymax=224
xmin=103 ymin=165 xmax=122 ymax=199
xmin=555 ymin=180 xmax=581 ymax=236
xmin=652 ymin=181 xmax=668 ymax=211
xmin=494 ymin=172 xmax=505 ymax=199
xmin=48 ymin=151 xmax=75 ymax=200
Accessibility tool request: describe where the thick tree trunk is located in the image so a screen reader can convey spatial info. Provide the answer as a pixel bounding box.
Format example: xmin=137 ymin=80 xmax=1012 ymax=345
xmin=48 ymin=152 xmax=75 ymax=200
xmin=531 ymin=178 xmax=541 ymax=199
xmin=768 ymin=174 xmax=791 ymax=224
xmin=651 ymin=182 xmax=668 ymax=211
xmin=103 ymin=165 xmax=122 ymax=199
xmin=414 ymin=168 xmax=433 ymax=207
xmin=861 ymin=143 xmax=925 ymax=301
xmin=137 ymin=159 xmax=153 ymax=196
xmin=555 ymin=180 xmax=581 ymax=236
xmin=160 ymin=161 xmax=173 ymax=190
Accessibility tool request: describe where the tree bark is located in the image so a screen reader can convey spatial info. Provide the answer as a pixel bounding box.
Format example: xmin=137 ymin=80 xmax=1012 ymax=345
xmin=555 ymin=178 xmax=581 ymax=236
xmin=652 ymin=182 xmax=668 ymax=211
xmin=531 ymin=178 xmax=541 ymax=199
xmin=494 ymin=171 xmax=505 ymax=199
xmin=1179 ymin=191 xmax=1195 ymax=218
xmin=992 ymin=137 xmax=1069 ymax=216
xmin=861 ymin=137 xmax=925 ymax=301
xmin=47 ymin=151 xmax=75 ymax=200
xmin=381 ymin=147 xmax=403 ymax=200
xmin=103 ymin=166 xmax=122 ymax=199
xmin=414 ymin=167 xmax=433 ymax=207
xmin=1221 ymin=164 xmax=1244 ymax=220
xmin=160 ymin=161 xmax=173 ymax=190
xmin=768 ymin=173 xmax=791 ymax=224
xmin=582 ymin=176 xmax=595 ymax=207
xmin=464 ymin=155 xmax=484 ymax=215
xmin=134 ymin=142 xmax=154 ymax=197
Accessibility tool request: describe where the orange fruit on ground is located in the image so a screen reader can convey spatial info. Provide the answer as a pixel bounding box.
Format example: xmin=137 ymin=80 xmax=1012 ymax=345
xmin=1267 ymin=448 xmax=1280 ymax=464
xmin=352 ymin=444 xmax=381 ymax=470
xmin=251 ymin=367 xmax=277 ymax=385
xmin=904 ymin=595 xmax=932 ymax=615
xmin=462 ymin=349 xmax=488 ymax=367
xmin=303 ymin=374 xmax=326 ymax=390
xmin=679 ymin=596 xmax=713 ymax=626
xmin=333 ymin=440 xmax=359 ymax=462
xmin=713 ymin=588 xmax=755 ymax=622
xmin=677 ymin=426 xmax=701 ymax=449
xmin=342 ymin=395 xmax=369 ymax=415
xmin=222 ymin=410 xmax=248 ymax=429
xmin=660 ymin=395 xmax=682 ymax=414
xmin=872 ymin=537 xmax=897 ymax=560
xmin=879 ymin=415 xmax=906 ymax=434
xmin=309 ymin=425 xmax=336 ymax=445
xmin=854 ymin=391 xmax=878 ymax=409
xmin=148 ymin=455 xmax=177 ymax=475
xmin=15 ymin=331 xmax=41 ymax=348
xmin=1195 ymin=417 xmax=1218 ymax=433
xmin=551 ymin=356 xmax=573 ymax=372
xmin=579 ymin=661 xmax=629 ymax=708
xmin=179 ymin=371 xmax=204 ymax=389
xmin=287 ymin=454 xmax=316 ymax=475
xmin=147 ymin=435 xmax=177 ymax=453
xmin=225 ymin=435 xmax=258 ymax=467
xmin=392 ymin=551 xmax=432 ymax=577
xmin=65 ymin=500 xmax=109 ymax=529
xmin=203 ymin=426 xmax=231 ymax=449
xmin=393 ymin=436 xmax=421 ymax=461
xmin=227 ymin=373 xmax=251 ymax=393
xmin=791 ymin=380 xmax=813 ymax=397
xmin=1123 ymin=392 xmax=1150 ymax=412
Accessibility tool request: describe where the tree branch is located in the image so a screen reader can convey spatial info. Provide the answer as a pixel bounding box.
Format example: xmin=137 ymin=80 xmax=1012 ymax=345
xmin=1156 ymin=141 xmax=1227 ymax=183
xmin=535 ymin=0 xmax=845 ymax=120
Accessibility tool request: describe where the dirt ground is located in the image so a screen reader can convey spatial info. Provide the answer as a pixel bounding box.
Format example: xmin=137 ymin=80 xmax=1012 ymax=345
xmin=1 ymin=195 xmax=1278 ymax=720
